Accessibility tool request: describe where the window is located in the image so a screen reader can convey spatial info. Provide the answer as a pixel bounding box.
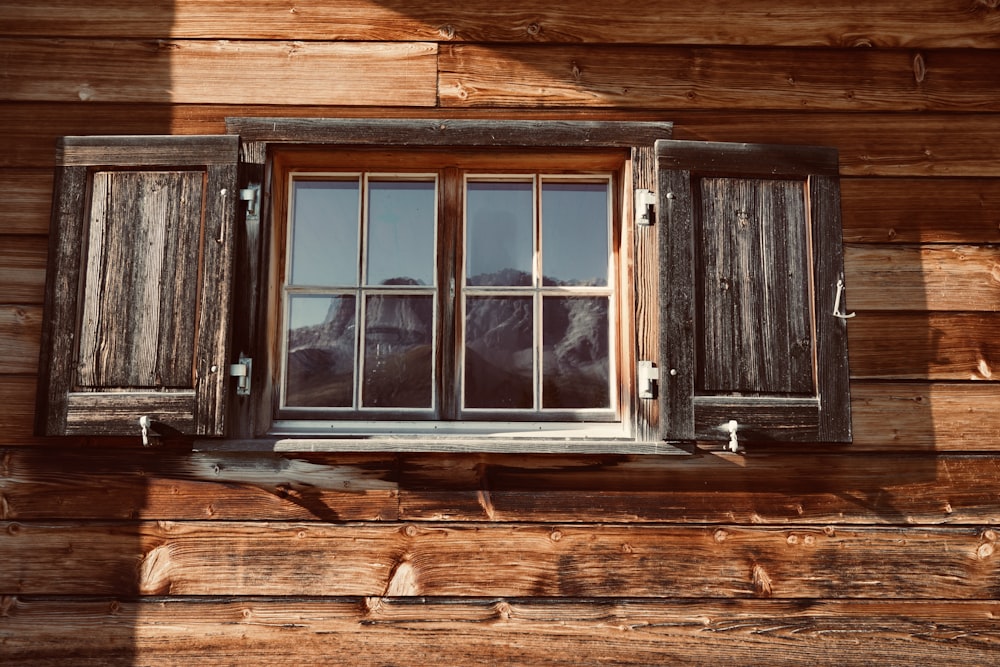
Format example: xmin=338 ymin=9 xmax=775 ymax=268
xmin=275 ymin=153 xmax=622 ymax=434
xmin=35 ymin=120 xmax=852 ymax=452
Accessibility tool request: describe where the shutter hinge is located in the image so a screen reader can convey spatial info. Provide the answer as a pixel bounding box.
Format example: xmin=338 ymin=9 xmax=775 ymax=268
xmin=635 ymin=189 xmax=656 ymax=226
xmin=229 ymin=355 xmax=252 ymax=396
xmin=637 ymin=361 xmax=659 ymax=399
xmin=240 ymin=183 xmax=260 ymax=218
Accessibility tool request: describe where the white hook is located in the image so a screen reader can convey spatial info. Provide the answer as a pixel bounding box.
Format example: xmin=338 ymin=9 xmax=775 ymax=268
xmin=833 ymin=279 xmax=856 ymax=319
xmin=139 ymin=415 xmax=151 ymax=447
xmin=726 ymin=420 xmax=739 ymax=452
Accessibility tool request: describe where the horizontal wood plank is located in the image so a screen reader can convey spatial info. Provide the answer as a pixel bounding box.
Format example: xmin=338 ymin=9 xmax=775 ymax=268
xmin=1 ymin=39 xmax=438 ymax=106
xmin=5 ymin=448 xmax=1000 ymax=525
xmin=0 ymin=170 xmax=52 ymax=235
xmin=1 ymin=521 xmax=997 ymax=598
xmin=397 ymin=451 xmax=1000 ymax=524
xmin=841 ymin=178 xmax=1000 ymax=244
xmin=844 ymin=244 xmax=1000 ymax=311
xmin=0 ymin=449 xmax=399 ymax=522
xmin=0 ymin=236 xmax=46 ymax=304
xmin=0 ymin=306 xmax=41 ymax=374
xmin=7 ymin=105 xmax=1000 ymax=178
xmin=2 ymin=0 xmax=998 ymax=48
xmin=1 ymin=597 xmax=998 ymax=666
xmin=851 ymin=382 xmax=1000 ymax=452
xmin=440 ymin=45 xmax=1000 ymax=111
xmin=849 ymin=312 xmax=1000 ymax=380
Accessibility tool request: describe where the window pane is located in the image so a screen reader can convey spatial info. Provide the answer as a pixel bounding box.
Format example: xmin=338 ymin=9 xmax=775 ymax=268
xmin=366 ymin=181 xmax=435 ymax=286
xmin=290 ymin=180 xmax=359 ymax=286
xmin=362 ymin=295 xmax=434 ymax=408
xmin=466 ymin=182 xmax=533 ymax=286
xmin=543 ymin=296 xmax=610 ymax=409
xmin=464 ymin=296 xmax=533 ymax=409
xmin=542 ymin=182 xmax=609 ymax=287
xmin=285 ymin=295 xmax=356 ymax=407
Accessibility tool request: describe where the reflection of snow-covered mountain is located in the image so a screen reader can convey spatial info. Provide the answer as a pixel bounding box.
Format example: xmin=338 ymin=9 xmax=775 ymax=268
xmin=285 ymin=270 xmax=611 ymax=410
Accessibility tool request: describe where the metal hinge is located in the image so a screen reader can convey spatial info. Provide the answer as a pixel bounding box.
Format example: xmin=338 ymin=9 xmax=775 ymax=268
xmin=240 ymin=183 xmax=260 ymax=218
xmin=637 ymin=361 xmax=659 ymax=399
xmin=635 ymin=189 xmax=656 ymax=226
xmin=229 ymin=355 xmax=252 ymax=396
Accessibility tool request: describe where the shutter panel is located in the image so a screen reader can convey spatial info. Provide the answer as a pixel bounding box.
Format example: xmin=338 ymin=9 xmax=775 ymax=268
xmin=36 ymin=136 xmax=239 ymax=437
xmin=657 ymin=140 xmax=851 ymax=443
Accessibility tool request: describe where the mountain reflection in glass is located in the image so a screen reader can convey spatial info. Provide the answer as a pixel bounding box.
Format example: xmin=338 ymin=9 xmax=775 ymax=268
xmin=466 ymin=182 xmax=533 ymax=286
xmin=542 ymin=182 xmax=609 ymax=286
xmin=290 ymin=180 xmax=360 ymax=286
xmin=367 ymin=181 xmax=435 ymax=286
xmin=363 ymin=295 xmax=433 ymax=408
xmin=464 ymin=296 xmax=533 ymax=408
xmin=543 ymin=297 xmax=610 ymax=409
xmin=285 ymin=295 xmax=356 ymax=407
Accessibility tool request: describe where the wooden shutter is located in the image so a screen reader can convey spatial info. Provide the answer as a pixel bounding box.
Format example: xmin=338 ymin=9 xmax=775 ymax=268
xmin=36 ymin=136 xmax=239 ymax=437
xmin=657 ymin=140 xmax=851 ymax=443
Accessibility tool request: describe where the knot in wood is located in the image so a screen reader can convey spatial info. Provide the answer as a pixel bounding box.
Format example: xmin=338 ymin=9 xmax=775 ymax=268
xmin=549 ymin=530 xmax=563 ymax=542
xmin=713 ymin=529 xmax=729 ymax=543
xmin=526 ymin=22 xmax=541 ymax=36
xmin=438 ymin=24 xmax=456 ymax=40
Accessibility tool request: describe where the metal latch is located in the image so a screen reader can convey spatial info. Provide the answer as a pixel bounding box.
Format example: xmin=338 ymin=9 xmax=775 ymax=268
xmin=229 ymin=355 xmax=252 ymax=396
xmin=635 ymin=189 xmax=656 ymax=226
xmin=638 ymin=361 xmax=659 ymax=399
xmin=240 ymin=183 xmax=260 ymax=218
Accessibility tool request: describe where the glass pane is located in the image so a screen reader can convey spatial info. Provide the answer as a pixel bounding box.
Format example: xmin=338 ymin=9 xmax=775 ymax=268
xmin=290 ymin=180 xmax=360 ymax=286
xmin=363 ymin=295 xmax=434 ymax=408
xmin=366 ymin=181 xmax=435 ymax=286
xmin=464 ymin=296 xmax=533 ymax=409
xmin=542 ymin=182 xmax=609 ymax=287
xmin=542 ymin=297 xmax=610 ymax=409
xmin=285 ymin=295 xmax=356 ymax=407
xmin=466 ymin=182 xmax=533 ymax=286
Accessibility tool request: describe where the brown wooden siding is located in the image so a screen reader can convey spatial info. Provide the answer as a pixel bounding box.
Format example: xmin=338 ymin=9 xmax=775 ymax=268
xmin=1 ymin=1 xmax=999 ymax=663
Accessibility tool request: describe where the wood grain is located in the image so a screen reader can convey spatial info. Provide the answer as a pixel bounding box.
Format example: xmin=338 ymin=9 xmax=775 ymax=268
xmin=2 ymin=0 xmax=998 ymax=47
xmin=0 ymin=449 xmax=398 ymax=521
xmin=8 ymin=105 xmax=1000 ymax=178
xmin=1 ymin=521 xmax=997 ymax=598
xmin=0 ymin=235 xmax=46 ymax=304
xmin=1 ymin=39 xmax=438 ymax=106
xmin=849 ymin=312 xmax=1000 ymax=380
xmin=1 ymin=597 xmax=998 ymax=666
xmin=851 ymin=382 xmax=1000 ymax=452
xmin=440 ymin=45 xmax=1000 ymax=111
xmin=0 ymin=306 xmax=42 ymax=374
xmin=5 ymin=447 xmax=1000 ymax=525
xmin=841 ymin=178 xmax=1000 ymax=244
xmin=844 ymin=244 xmax=1000 ymax=311
xmin=0 ymin=170 xmax=52 ymax=235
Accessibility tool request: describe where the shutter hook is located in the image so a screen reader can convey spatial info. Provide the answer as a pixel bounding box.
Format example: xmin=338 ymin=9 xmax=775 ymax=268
xmin=833 ymin=279 xmax=856 ymax=319
xmin=726 ymin=420 xmax=739 ymax=452
xmin=139 ymin=415 xmax=151 ymax=447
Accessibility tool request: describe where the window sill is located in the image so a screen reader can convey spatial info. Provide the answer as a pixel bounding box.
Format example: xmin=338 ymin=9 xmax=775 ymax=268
xmin=192 ymin=435 xmax=690 ymax=455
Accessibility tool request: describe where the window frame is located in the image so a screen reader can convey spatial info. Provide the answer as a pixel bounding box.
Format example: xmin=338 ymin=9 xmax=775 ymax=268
xmin=260 ymin=140 xmax=649 ymax=448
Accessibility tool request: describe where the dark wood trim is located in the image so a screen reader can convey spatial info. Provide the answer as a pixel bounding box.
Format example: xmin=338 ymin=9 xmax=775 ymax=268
xmin=227 ymin=117 xmax=673 ymax=148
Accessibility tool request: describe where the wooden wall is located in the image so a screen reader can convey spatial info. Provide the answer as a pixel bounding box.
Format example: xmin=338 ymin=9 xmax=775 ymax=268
xmin=2 ymin=1 xmax=999 ymax=663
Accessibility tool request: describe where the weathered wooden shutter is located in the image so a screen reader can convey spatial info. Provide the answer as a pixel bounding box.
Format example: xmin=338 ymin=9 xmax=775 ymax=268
xmin=36 ymin=136 xmax=239 ymax=437
xmin=658 ymin=140 xmax=851 ymax=443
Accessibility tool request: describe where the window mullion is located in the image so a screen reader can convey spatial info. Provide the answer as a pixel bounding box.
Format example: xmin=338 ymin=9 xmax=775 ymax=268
xmin=439 ymin=167 xmax=461 ymax=420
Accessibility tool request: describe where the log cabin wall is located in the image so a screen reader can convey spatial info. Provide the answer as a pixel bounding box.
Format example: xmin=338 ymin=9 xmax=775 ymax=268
xmin=1 ymin=1 xmax=999 ymax=663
